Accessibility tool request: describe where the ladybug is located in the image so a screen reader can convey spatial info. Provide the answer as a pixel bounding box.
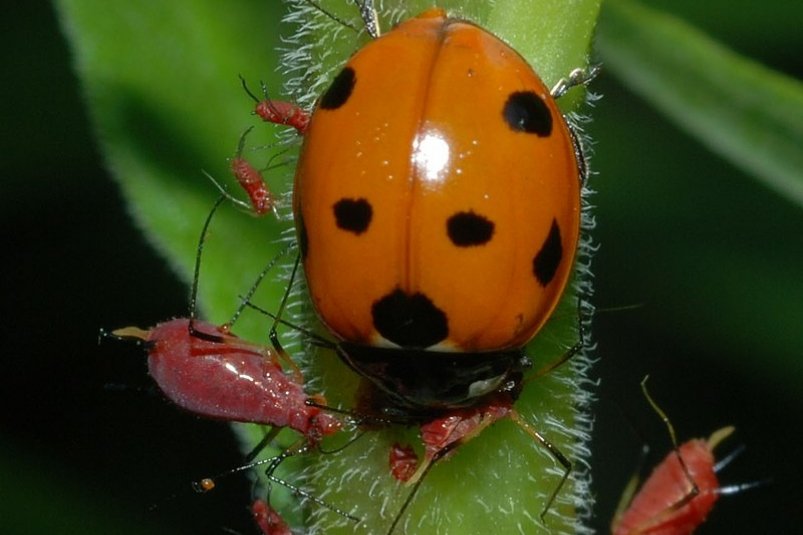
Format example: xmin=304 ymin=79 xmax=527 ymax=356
xmin=292 ymin=7 xmax=585 ymax=412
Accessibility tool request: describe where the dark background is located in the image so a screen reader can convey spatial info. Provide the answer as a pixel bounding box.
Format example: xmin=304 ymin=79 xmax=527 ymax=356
xmin=2 ymin=2 xmax=800 ymax=534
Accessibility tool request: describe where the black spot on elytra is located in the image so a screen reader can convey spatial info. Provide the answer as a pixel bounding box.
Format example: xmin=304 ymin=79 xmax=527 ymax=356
xmin=532 ymin=219 xmax=562 ymax=286
xmin=320 ymin=67 xmax=355 ymax=110
xmin=296 ymin=211 xmax=308 ymax=259
xmin=503 ymin=91 xmax=552 ymax=136
xmin=372 ymin=289 xmax=448 ymax=348
xmin=333 ymin=198 xmax=372 ymax=235
xmin=447 ymin=211 xmax=495 ymax=247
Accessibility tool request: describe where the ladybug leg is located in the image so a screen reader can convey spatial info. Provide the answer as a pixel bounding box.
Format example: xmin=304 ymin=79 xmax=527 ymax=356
xmin=508 ymin=410 xmax=572 ymax=522
xmin=550 ymin=64 xmax=601 ymax=99
xmin=525 ymin=295 xmax=589 ymax=383
xmin=356 ymin=0 xmax=381 ymax=38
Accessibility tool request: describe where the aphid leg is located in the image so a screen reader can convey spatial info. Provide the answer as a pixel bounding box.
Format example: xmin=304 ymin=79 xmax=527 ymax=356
xmin=550 ymin=64 xmax=602 ymax=99
xmin=266 ymin=254 xmax=304 ymax=383
xmin=641 ymin=375 xmax=700 ymax=508
xmin=611 ymin=442 xmax=650 ymax=529
xmin=509 ymin=410 xmax=572 ymax=522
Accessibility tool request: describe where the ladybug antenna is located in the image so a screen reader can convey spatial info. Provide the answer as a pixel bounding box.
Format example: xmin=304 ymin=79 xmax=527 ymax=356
xmin=641 ymin=375 xmax=700 ymax=505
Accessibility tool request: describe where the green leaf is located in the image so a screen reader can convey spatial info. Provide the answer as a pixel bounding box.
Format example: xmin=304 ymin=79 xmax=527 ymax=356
xmin=57 ymin=0 xmax=600 ymax=533
xmin=597 ymin=0 xmax=803 ymax=208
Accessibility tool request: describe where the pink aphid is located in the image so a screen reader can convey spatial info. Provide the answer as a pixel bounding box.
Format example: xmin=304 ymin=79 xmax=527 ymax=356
xmin=388 ymin=443 xmax=418 ymax=483
xmin=255 ymin=99 xmax=310 ymax=135
xmin=611 ymin=426 xmax=734 ymax=535
xmin=390 ymin=393 xmax=514 ymax=484
xmin=240 ymin=76 xmax=310 ymax=136
xmin=252 ymin=499 xmax=292 ymax=535
xmin=112 ymin=318 xmax=339 ymax=443
xmin=230 ymin=156 xmax=274 ymax=216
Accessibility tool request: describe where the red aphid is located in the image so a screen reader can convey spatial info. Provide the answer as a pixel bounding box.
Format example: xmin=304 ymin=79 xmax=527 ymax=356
xmin=255 ymin=99 xmax=310 ymax=135
xmin=230 ymin=156 xmax=274 ymax=216
xmin=112 ymin=318 xmax=340 ymax=443
xmin=388 ymin=443 xmax=418 ymax=483
xmin=611 ymin=426 xmax=735 ymax=535
xmin=252 ymin=499 xmax=292 ymax=535
xmin=389 ymin=394 xmax=515 ymax=485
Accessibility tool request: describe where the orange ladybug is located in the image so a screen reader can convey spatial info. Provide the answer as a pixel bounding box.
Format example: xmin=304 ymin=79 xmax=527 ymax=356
xmin=292 ymin=8 xmax=585 ymax=410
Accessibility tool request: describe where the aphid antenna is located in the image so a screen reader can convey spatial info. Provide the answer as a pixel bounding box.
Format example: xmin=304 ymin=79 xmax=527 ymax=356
xmin=186 ymin=195 xmax=230 ymax=343
xmin=99 ymin=197 xmax=227 ymax=346
xmin=239 ymin=75 xmax=268 ymax=105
